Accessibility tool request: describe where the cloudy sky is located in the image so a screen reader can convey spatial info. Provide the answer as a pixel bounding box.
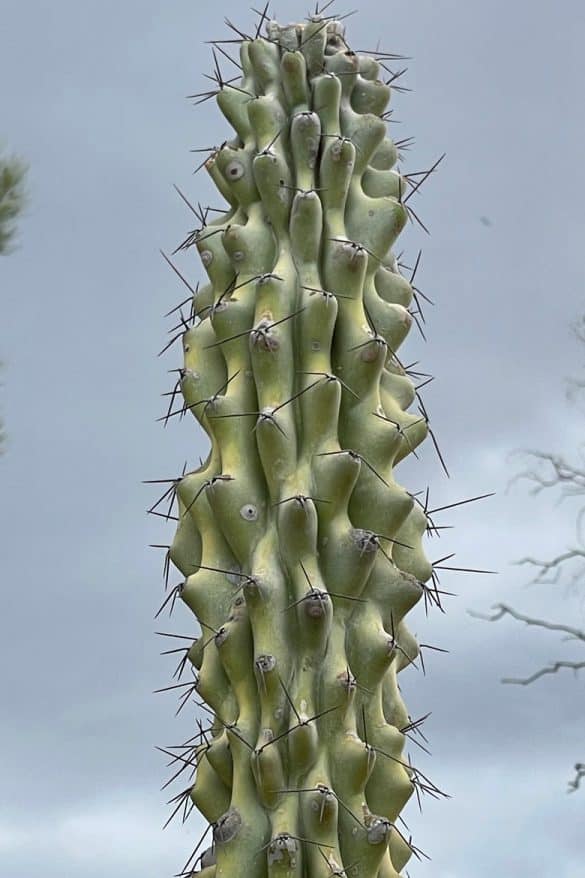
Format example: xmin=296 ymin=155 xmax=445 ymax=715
xmin=1 ymin=1 xmax=584 ymax=875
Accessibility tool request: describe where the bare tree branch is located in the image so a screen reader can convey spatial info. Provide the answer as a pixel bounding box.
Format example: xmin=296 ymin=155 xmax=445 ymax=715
xmin=505 ymin=441 xmax=585 ymax=592
xmin=502 ymin=661 xmax=585 ymax=686
xmin=513 ymin=548 xmax=585 ymax=589
xmin=568 ymin=763 xmax=585 ymax=793
xmin=468 ymin=603 xmax=584 ymax=789
xmin=477 ymin=315 xmax=585 ymax=789
xmin=567 ymin=315 xmax=585 ymax=405
xmin=468 ymin=603 xmax=585 ymax=644
xmin=506 ymin=449 xmax=585 ymax=499
xmin=502 ymin=660 xmax=585 ymax=686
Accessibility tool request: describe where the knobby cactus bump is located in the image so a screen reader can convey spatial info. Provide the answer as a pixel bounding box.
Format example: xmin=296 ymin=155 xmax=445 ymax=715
xmin=150 ymin=6 xmax=469 ymax=877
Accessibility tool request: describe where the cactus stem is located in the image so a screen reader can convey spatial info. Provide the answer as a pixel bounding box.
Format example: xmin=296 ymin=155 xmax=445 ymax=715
xmin=316 ymin=847 xmax=350 ymax=876
xmin=317 ymin=447 xmax=392 ymax=490
xmin=277 ymin=673 xmax=302 ymax=724
xmin=151 ymin=12 xmax=465 ymax=872
xmin=299 ymin=20 xmax=330 ymax=48
xmin=393 ymin=645 xmax=421 ymax=673
xmin=356 ymin=453 xmax=390 ymax=488
xmin=282 ymin=183 xmax=329 ymax=196
xmin=279 ymin=783 xmax=366 ymax=833
xmin=259 ymin=833 xmax=334 ymax=855
xmin=320 ymin=132 xmax=363 ymax=155
xmin=376 ymin=744 xmax=450 ymax=805
xmin=371 ymin=412 xmax=425 ymax=456
xmin=376 ymin=532 xmax=414 ymax=551
xmin=357 ymin=532 xmax=391 ymax=563
xmin=330 ymin=792 xmax=364 ymax=829
xmin=270 ymin=378 xmax=323 ymax=411
xmin=195 ymin=226 xmax=228 ymax=246
xmin=299 ymin=370 xmax=360 ymax=398
xmin=301 ymin=284 xmax=352 ymax=301
xmin=194 ymin=563 xmax=252 ymax=586
xmin=347 ymin=335 xmax=387 ymax=353
xmin=225 ymin=82 xmax=258 ymax=100
xmin=341 ymin=665 xmax=371 ymax=694
xmin=205 ymin=305 xmax=302 ymax=349
xmin=272 ymin=494 xmax=331 ymax=507
xmin=257 ymin=703 xmax=342 ymax=753
xmin=329 ymin=236 xmax=385 ymax=265
xmin=197 ymin=701 xmax=255 ymax=751
xmin=259 ymin=130 xmax=286 ymax=157
xmin=283 ymin=589 xmax=365 ymax=613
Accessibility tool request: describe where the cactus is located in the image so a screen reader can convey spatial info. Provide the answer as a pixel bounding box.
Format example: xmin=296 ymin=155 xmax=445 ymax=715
xmin=152 ymin=6 xmax=453 ymax=877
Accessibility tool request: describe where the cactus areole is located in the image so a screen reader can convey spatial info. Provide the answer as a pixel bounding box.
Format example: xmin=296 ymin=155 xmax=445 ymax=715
xmin=154 ymin=10 xmax=449 ymax=878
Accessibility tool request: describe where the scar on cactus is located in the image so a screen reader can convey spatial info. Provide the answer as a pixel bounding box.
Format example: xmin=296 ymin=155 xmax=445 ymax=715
xmin=147 ymin=4 xmax=494 ymax=876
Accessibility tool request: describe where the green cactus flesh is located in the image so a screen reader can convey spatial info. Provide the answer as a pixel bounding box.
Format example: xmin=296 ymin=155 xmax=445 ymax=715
xmin=156 ymin=11 xmax=443 ymax=878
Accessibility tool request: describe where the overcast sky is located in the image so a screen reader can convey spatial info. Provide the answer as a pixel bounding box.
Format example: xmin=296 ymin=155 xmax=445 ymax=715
xmin=1 ymin=1 xmax=584 ymax=876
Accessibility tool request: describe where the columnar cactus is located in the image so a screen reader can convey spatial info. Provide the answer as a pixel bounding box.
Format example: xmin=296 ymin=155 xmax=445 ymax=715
xmin=153 ymin=7 xmax=450 ymax=877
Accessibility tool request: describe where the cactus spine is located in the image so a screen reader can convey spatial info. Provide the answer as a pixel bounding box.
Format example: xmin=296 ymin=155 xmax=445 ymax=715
xmin=155 ymin=9 xmax=445 ymax=877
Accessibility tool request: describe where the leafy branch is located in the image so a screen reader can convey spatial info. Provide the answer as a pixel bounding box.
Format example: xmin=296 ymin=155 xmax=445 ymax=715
xmin=0 ymin=149 xmax=28 ymax=255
